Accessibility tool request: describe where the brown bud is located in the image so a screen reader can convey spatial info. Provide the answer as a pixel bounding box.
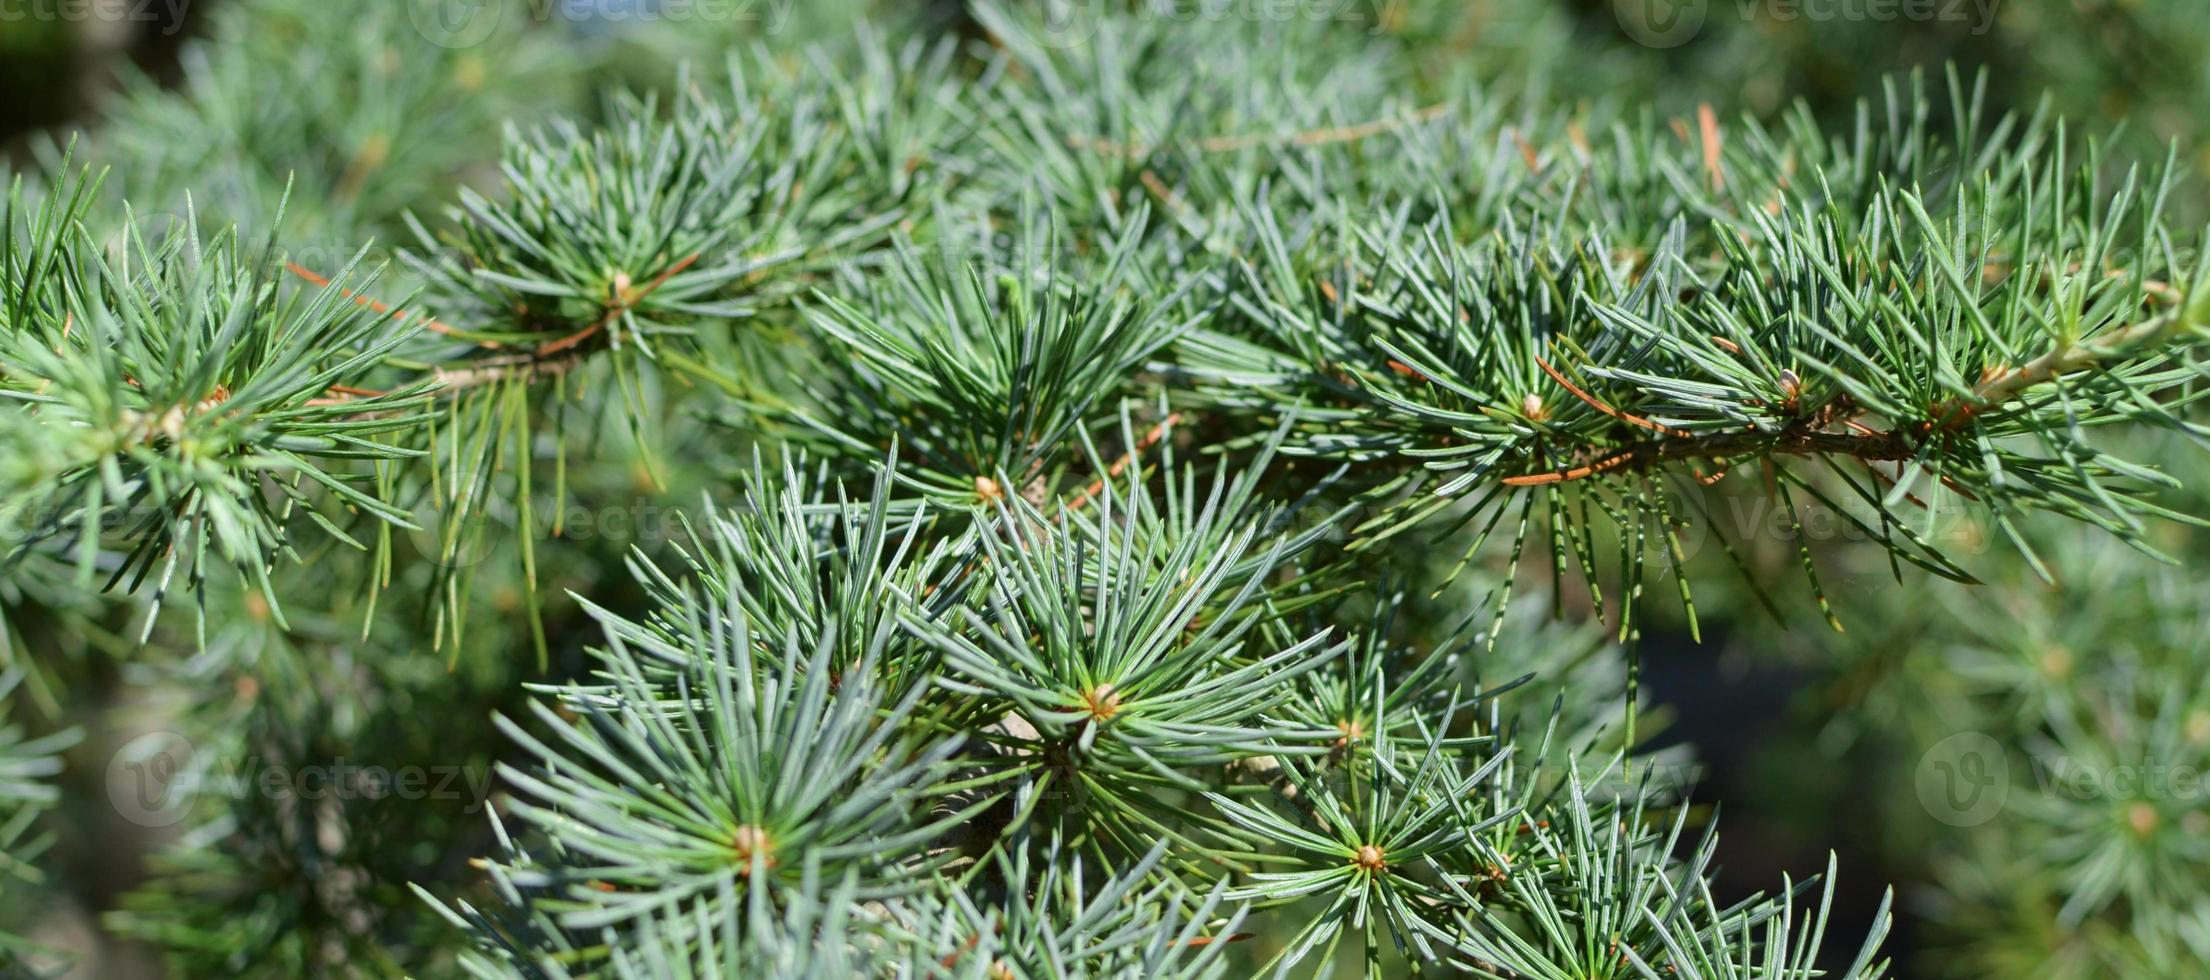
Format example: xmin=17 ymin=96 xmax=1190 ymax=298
xmin=1352 ymin=844 xmax=1387 ymax=872
xmin=732 ymin=825 xmax=776 ymax=875
xmin=1082 ymin=684 xmax=1122 ymax=722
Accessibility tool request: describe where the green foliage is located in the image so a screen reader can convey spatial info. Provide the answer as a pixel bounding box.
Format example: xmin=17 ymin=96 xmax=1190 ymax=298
xmin=4 ymin=1 xmax=2210 ymax=977
xmin=0 ymin=669 xmax=77 ymax=972
xmin=1 ymin=166 xmax=430 ymax=640
xmin=85 ymin=0 xmax=567 ymax=243
xmin=792 ymin=215 xmax=1201 ymax=502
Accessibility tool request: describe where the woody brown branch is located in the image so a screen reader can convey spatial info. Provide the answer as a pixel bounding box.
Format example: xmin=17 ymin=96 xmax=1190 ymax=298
xmin=1946 ymin=306 xmax=2193 ymax=424
xmin=1511 ymin=291 xmax=2203 ymax=487
xmin=1502 ymin=418 xmax=1921 ymax=487
xmin=298 ymin=252 xmax=702 ymax=408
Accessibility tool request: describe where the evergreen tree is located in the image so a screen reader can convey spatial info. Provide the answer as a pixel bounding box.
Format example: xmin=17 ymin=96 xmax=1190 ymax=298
xmin=3 ymin=1 xmax=2209 ymax=976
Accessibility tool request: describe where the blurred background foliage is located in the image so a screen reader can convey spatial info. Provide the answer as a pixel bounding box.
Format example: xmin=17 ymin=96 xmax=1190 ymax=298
xmin=3 ymin=1 xmax=2209 ymax=977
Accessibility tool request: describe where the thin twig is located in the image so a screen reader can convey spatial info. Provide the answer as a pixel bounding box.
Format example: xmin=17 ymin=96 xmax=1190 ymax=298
xmin=297 ymin=252 xmax=704 ymax=407
xmin=1062 ymin=412 xmax=1184 ymax=512
xmin=1534 ymin=355 xmax=1692 ymax=438
xmin=286 ymin=262 xmax=473 ymax=342
xmin=536 ymin=252 xmax=702 ymax=356
xmin=1510 ymin=296 xmax=2202 ymax=488
xmin=1940 ymin=306 xmax=2196 ymax=426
